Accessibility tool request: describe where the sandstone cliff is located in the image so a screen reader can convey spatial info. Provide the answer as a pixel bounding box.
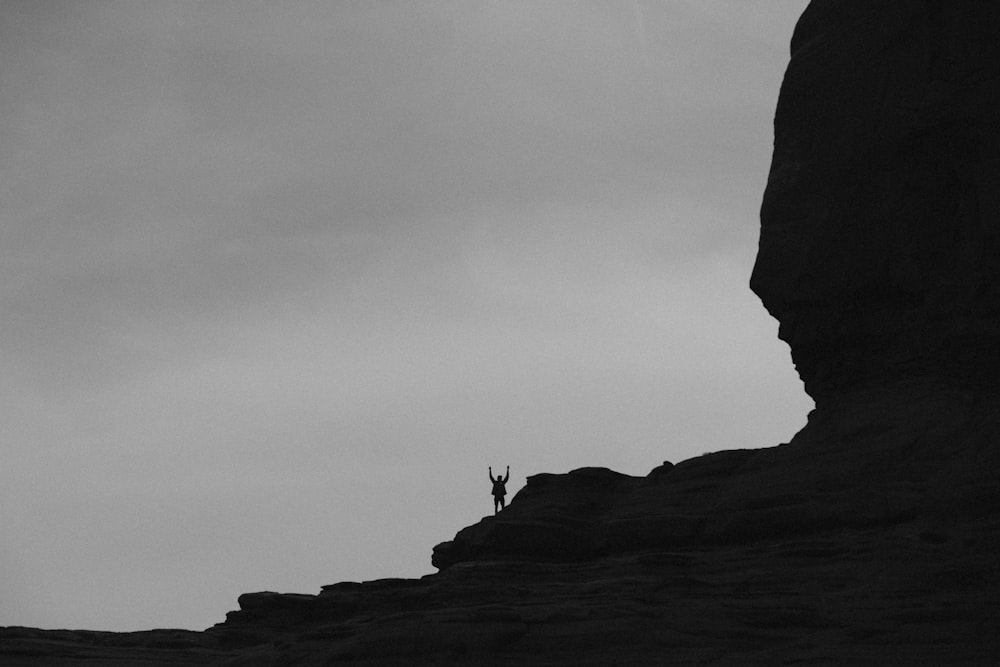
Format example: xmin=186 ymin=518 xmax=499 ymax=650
xmin=752 ymin=0 xmax=1000 ymax=404
xmin=4 ymin=2 xmax=1000 ymax=663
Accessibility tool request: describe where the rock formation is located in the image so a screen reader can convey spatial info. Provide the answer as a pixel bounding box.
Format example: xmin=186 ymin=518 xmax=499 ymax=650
xmin=751 ymin=0 xmax=1000 ymax=404
xmin=4 ymin=1 xmax=1000 ymax=663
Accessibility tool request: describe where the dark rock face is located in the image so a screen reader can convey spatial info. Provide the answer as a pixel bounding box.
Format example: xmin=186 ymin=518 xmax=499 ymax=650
xmin=5 ymin=2 xmax=1000 ymax=663
xmin=750 ymin=0 xmax=1000 ymax=404
xmin=432 ymin=467 xmax=645 ymax=569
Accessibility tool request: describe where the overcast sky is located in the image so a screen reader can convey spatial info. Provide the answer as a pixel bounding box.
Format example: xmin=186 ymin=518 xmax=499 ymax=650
xmin=1 ymin=0 xmax=811 ymax=631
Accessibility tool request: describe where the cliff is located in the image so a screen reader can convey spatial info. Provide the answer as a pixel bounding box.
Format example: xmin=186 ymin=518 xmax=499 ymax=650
xmin=4 ymin=1 xmax=1000 ymax=663
xmin=751 ymin=0 xmax=1000 ymax=404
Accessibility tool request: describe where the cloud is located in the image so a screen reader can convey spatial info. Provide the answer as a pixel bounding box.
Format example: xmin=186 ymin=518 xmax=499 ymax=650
xmin=2 ymin=0 xmax=781 ymax=395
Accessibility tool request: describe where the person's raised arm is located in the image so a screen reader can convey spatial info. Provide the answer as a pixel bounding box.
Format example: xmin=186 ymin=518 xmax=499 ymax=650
xmin=503 ymin=465 xmax=510 ymax=483
xmin=489 ymin=466 xmax=495 ymax=482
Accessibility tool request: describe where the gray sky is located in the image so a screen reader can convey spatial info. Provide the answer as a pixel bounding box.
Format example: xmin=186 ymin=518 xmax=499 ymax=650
xmin=1 ymin=0 xmax=811 ymax=631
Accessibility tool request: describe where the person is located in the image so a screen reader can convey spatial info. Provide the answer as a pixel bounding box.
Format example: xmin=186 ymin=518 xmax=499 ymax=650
xmin=489 ymin=465 xmax=510 ymax=514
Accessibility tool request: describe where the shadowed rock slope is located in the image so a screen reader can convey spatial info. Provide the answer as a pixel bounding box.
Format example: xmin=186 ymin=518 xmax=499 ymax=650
xmin=4 ymin=1 xmax=1000 ymax=663
xmin=4 ymin=443 xmax=998 ymax=664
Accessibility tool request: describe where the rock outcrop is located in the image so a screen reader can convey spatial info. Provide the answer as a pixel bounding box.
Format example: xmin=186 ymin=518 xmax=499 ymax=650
xmin=6 ymin=446 xmax=997 ymax=664
xmin=4 ymin=1 xmax=1000 ymax=663
xmin=750 ymin=0 xmax=1000 ymax=404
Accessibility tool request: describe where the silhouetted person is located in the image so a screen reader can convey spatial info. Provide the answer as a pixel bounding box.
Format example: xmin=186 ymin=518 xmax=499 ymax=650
xmin=489 ymin=465 xmax=509 ymax=514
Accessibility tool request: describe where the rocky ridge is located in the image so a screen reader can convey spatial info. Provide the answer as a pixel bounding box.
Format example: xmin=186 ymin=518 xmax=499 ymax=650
xmin=4 ymin=415 xmax=998 ymax=664
xmin=4 ymin=1 xmax=1000 ymax=663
